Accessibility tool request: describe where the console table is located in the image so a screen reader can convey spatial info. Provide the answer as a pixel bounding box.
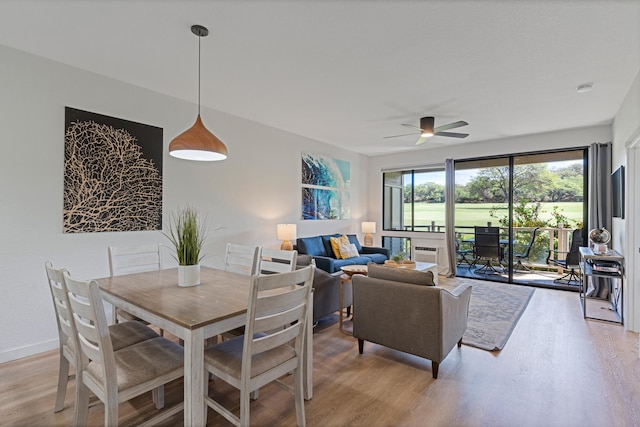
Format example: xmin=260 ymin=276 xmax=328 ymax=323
xmin=578 ymin=247 xmax=624 ymax=324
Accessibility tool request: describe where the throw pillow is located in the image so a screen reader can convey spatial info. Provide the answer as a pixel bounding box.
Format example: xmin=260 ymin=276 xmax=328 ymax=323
xmin=367 ymin=263 xmax=435 ymax=286
xmin=339 ymin=243 xmax=360 ymax=259
xmin=330 ymin=235 xmax=351 ymax=259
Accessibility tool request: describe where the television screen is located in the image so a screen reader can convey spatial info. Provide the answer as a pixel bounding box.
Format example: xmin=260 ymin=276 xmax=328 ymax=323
xmin=612 ymin=166 xmax=624 ymax=219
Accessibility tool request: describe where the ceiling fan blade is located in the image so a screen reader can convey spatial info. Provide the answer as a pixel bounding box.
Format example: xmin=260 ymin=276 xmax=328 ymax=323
xmin=415 ymin=136 xmax=429 ymax=145
xmin=434 ymin=131 xmax=469 ymax=138
xmin=383 ymin=132 xmax=420 ymax=139
xmin=401 ymin=123 xmax=423 ymax=131
xmin=434 ymin=120 xmax=468 ymax=133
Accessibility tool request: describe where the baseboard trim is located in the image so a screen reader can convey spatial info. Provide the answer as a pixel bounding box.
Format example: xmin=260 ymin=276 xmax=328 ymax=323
xmin=0 ymin=339 xmax=58 ymax=364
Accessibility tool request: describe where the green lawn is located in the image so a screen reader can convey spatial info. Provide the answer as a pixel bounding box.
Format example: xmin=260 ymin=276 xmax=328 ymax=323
xmin=404 ymin=202 xmax=584 ymax=229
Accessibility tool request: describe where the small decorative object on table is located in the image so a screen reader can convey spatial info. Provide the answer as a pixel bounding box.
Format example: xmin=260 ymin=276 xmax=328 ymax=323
xmin=164 ymin=206 xmax=209 ymax=287
xmin=384 ymin=252 xmax=416 ymax=268
xmin=589 ymin=227 xmax=611 ymax=255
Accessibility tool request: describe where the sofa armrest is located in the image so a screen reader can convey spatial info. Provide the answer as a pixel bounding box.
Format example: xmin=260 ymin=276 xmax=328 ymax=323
xmin=440 ymin=284 xmax=472 ymax=355
xmin=360 ymin=246 xmax=391 ymax=258
xmin=311 ymin=256 xmax=337 ymax=273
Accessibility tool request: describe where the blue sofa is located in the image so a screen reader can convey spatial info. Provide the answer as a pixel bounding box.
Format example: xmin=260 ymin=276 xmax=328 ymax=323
xmin=295 ymin=234 xmax=390 ymax=273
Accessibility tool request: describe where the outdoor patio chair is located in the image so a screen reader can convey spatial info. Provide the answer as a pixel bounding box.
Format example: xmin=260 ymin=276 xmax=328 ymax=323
xmin=455 ymin=233 xmax=474 ymax=266
xmin=547 ymin=228 xmax=583 ymax=285
xmin=471 ymin=226 xmax=503 ymax=274
xmin=512 ymin=227 xmax=539 ymax=273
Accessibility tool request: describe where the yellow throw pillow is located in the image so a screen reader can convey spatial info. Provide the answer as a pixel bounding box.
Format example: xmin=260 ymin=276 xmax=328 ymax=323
xmin=330 ymin=235 xmax=351 ymax=259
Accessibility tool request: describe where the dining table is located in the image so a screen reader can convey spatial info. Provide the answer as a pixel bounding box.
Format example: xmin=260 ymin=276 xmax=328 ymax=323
xmin=96 ymin=266 xmax=313 ymax=426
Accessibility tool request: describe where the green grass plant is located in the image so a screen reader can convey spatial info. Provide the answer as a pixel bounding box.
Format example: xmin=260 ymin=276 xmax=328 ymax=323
xmin=164 ymin=206 xmax=208 ymax=265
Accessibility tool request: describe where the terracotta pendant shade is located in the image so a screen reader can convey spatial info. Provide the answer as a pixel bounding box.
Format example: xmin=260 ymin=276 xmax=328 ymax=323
xmin=169 ymin=114 xmax=228 ymax=161
xmin=169 ymin=24 xmax=228 ymax=162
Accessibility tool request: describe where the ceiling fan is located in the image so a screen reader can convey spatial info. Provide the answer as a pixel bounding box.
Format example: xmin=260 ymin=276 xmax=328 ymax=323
xmin=384 ymin=116 xmax=469 ymax=145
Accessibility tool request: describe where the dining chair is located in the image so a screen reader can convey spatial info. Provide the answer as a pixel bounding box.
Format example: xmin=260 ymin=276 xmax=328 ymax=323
xmin=224 ymin=243 xmax=261 ymax=275
xmin=108 ymin=244 xmax=164 ymax=334
xmin=203 ymin=265 xmax=314 ymax=427
xmin=45 ymin=261 xmax=161 ymax=413
xmin=63 ymin=271 xmax=184 ymax=426
xmin=259 ymin=248 xmax=298 ymax=274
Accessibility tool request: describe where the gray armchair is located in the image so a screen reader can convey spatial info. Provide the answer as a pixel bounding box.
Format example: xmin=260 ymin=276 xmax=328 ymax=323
xmin=352 ymin=264 xmax=472 ymax=379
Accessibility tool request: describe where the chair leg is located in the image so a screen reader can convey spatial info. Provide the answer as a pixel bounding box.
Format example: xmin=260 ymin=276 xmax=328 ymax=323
xmin=432 ymin=361 xmax=439 ymax=379
xmin=74 ymin=380 xmax=90 ymax=427
xmin=54 ymin=352 xmax=70 ymax=412
xmin=152 ymin=385 xmax=165 ymax=409
xmin=458 ymin=338 xmax=463 ymax=348
xmin=294 ymin=365 xmax=306 ymax=427
xmin=240 ymin=386 xmax=251 ymax=427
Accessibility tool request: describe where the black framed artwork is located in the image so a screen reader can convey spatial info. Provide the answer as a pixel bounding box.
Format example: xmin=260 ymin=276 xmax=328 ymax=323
xmin=63 ymin=107 xmax=163 ymax=233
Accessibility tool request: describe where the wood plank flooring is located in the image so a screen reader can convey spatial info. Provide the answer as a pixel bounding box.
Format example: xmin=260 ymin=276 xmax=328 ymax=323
xmin=1 ymin=280 xmax=639 ymax=426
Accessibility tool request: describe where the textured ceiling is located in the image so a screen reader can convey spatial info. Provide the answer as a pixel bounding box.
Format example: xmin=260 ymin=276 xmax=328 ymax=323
xmin=1 ymin=0 xmax=639 ymax=155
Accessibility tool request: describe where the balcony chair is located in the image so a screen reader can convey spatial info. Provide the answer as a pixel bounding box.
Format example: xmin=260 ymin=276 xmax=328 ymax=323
xmin=455 ymin=233 xmax=474 ymax=266
xmin=203 ymin=265 xmax=314 ymax=426
xmin=547 ymin=228 xmax=583 ymax=285
xmin=45 ymin=261 xmax=160 ymax=414
xmin=512 ymin=227 xmax=539 ymax=273
xmin=63 ymin=271 xmax=184 ymax=426
xmin=470 ymin=226 xmax=503 ymax=274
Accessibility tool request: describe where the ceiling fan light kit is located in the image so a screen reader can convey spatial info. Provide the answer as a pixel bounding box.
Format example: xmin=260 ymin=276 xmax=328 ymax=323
xmin=169 ymin=24 xmax=228 ymax=162
xmin=385 ymin=116 xmax=469 ymax=145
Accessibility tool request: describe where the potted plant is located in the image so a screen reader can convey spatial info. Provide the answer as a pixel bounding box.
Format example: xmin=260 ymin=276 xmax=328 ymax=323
xmin=164 ymin=206 xmax=208 ymax=286
xmin=385 ymin=251 xmax=416 ymax=268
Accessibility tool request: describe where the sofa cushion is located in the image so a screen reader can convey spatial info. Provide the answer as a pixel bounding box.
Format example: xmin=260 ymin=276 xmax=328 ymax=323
xmin=321 ymin=234 xmax=342 ymax=258
xmin=367 ymin=263 xmax=435 ymax=286
xmin=364 ymin=253 xmax=387 ymax=264
xmin=334 ymin=256 xmax=374 ymax=270
xmin=346 ymin=234 xmax=363 ymax=252
xmin=297 ymin=236 xmax=328 ymax=257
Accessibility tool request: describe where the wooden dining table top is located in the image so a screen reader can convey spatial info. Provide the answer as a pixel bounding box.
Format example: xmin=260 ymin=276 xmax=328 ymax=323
xmin=96 ymin=266 xmax=251 ymax=330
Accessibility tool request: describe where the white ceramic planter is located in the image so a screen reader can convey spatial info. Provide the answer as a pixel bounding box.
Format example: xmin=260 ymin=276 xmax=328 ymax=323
xmin=178 ymin=264 xmax=201 ymax=287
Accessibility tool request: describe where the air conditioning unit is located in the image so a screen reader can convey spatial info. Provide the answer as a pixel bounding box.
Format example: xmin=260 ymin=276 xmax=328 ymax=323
xmin=413 ymin=246 xmax=439 ymax=264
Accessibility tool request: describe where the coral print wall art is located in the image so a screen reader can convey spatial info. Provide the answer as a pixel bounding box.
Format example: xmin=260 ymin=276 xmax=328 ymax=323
xmin=63 ymin=107 xmax=163 ymax=233
xmin=301 ymin=152 xmax=350 ymax=220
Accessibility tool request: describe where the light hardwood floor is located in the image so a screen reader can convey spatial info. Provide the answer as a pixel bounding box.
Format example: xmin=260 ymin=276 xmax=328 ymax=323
xmin=2 ymin=280 xmax=639 ymax=426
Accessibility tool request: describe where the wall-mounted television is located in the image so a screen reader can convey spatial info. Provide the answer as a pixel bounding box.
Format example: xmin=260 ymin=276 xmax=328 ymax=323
xmin=612 ymin=165 xmax=625 ymax=219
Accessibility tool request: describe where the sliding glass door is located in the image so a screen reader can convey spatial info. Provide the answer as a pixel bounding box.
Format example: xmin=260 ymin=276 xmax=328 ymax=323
xmin=454 ymin=149 xmax=587 ymax=287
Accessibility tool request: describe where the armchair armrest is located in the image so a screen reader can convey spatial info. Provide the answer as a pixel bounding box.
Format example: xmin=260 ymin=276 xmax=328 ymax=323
xmin=360 ymin=246 xmax=391 ymax=258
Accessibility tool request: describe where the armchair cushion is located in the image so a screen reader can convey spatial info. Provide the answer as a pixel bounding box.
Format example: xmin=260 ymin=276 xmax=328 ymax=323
xmin=367 ymin=263 xmax=435 ymax=286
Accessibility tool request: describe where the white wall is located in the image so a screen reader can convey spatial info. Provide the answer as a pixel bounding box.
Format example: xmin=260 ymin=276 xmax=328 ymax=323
xmin=612 ymin=69 xmax=640 ymax=331
xmin=0 ymin=45 xmax=369 ymax=362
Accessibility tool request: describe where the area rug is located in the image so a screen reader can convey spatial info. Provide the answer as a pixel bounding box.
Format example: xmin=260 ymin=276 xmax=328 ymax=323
xmin=441 ymin=277 xmax=535 ymax=351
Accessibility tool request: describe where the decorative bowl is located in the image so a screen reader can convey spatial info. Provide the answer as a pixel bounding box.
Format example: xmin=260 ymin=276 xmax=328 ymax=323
xmin=341 ymin=265 xmax=368 ymax=276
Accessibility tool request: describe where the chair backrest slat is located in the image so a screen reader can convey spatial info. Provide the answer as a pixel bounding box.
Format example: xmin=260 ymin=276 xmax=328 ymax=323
xmin=64 ymin=272 xmax=115 ymax=374
xmin=45 ymin=262 xmax=75 ymax=351
xmin=224 ymin=243 xmax=260 ymax=275
xmin=243 ymin=266 xmax=313 ymax=365
xmin=109 ymin=244 xmax=162 ymax=277
xmin=259 ymin=248 xmax=298 ymax=275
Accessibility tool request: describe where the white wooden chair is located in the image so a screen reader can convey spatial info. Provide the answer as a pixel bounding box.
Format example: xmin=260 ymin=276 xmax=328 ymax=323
xmin=259 ymin=248 xmax=298 ymax=275
xmin=108 ymin=244 xmax=163 ymax=332
xmin=224 ymin=243 xmax=261 ymax=276
xmin=63 ymin=270 xmax=184 ymax=426
xmin=45 ymin=261 xmax=160 ymax=413
xmin=203 ymin=265 xmax=314 ymax=427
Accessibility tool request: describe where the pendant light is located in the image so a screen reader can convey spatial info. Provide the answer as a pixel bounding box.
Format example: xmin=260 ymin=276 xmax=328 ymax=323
xmin=169 ymin=25 xmax=228 ymax=161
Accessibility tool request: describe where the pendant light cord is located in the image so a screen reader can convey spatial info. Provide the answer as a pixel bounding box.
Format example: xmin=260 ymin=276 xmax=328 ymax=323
xmin=198 ymin=33 xmax=201 ymax=116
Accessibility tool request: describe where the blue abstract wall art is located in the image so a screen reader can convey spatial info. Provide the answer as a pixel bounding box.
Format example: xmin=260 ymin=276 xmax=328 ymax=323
xmin=301 ymin=152 xmax=350 ymax=220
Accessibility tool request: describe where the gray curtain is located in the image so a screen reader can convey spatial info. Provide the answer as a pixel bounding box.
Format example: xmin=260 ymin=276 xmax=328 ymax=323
xmin=445 ymin=159 xmax=456 ymax=277
xmin=587 ymin=142 xmax=612 ymax=297
xmin=588 ymin=142 xmax=612 ymax=231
